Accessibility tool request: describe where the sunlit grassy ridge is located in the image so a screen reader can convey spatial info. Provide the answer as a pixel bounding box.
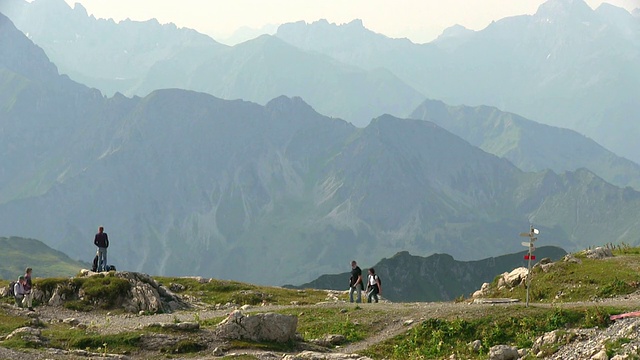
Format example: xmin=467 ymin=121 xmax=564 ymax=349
xmin=485 ymin=245 xmax=640 ymax=302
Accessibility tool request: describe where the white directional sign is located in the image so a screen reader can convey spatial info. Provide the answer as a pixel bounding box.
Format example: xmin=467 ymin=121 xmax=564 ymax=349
xmin=522 ymin=241 xmax=532 ymax=247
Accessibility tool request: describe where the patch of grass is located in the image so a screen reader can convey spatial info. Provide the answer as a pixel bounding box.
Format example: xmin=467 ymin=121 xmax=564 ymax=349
xmin=230 ymin=339 xmax=296 ymax=352
xmin=153 ymin=277 xmax=328 ymax=306
xmin=35 ymin=277 xmax=70 ymax=295
xmin=43 ymin=324 xmax=141 ymax=353
xmin=199 ymin=316 xmax=227 ymax=328
xmin=0 ymin=309 xmax=30 ymax=337
xmin=161 ymin=339 xmax=206 ymax=354
xmin=605 ymin=337 xmax=633 ymax=358
xmin=276 ymin=306 xmax=372 ymax=342
xmin=362 ymin=306 xmax=618 ymax=360
xmin=63 ymin=300 xmax=94 ymax=312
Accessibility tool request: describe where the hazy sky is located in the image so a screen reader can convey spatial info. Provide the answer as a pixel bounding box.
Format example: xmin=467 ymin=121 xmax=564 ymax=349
xmin=63 ymin=0 xmax=640 ymax=44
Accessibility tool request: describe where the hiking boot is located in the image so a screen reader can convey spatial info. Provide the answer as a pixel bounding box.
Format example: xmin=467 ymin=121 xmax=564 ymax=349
xmin=28 ymin=307 xmax=34 ymax=311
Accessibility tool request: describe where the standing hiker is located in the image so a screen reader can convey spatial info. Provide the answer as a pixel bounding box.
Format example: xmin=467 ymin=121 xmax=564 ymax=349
xmin=23 ymin=267 xmax=34 ymax=311
xmin=94 ymin=226 xmax=109 ymax=272
xmin=349 ymin=260 xmax=363 ymax=303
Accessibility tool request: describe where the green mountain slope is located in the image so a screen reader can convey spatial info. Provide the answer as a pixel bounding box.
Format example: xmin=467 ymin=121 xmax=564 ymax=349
xmin=0 ymin=237 xmax=88 ymax=279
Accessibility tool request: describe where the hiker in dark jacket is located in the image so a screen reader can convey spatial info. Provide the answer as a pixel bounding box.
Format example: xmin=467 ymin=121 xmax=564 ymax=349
xmin=94 ymin=226 xmax=109 ymax=272
xmin=23 ymin=267 xmax=34 ymax=311
xmin=349 ymin=260 xmax=363 ymax=303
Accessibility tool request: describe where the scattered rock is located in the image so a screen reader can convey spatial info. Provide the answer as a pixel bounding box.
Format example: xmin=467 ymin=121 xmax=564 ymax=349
xmin=311 ymin=334 xmax=346 ymax=347
xmin=488 ymin=344 xmax=519 ymax=360
xmin=468 ymin=339 xmax=482 ymax=352
xmin=583 ymin=247 xmax=614 ymax=259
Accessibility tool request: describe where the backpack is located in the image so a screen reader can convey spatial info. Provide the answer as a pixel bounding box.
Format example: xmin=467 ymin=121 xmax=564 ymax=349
xmin=91 ymin=254 xmax=98 ymax=272
xmin=369 ymin=274 xmax=381 ymax=286
xmin=8 ymin=281 xmax=16 ymax=297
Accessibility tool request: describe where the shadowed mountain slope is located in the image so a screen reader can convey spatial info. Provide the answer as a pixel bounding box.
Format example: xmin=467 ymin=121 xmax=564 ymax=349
xmin=410 ymin=99 xmax=640 ymax=190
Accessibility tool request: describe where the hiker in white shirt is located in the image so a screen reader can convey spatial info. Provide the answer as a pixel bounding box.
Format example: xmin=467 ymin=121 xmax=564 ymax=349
xmin=14 ymin=276 xmax=25 ymax=307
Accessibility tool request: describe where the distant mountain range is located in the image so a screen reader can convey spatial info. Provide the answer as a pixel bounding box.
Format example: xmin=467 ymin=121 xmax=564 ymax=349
xmin=2 ymin=0 xmax=638 ymax=191
xmin=0 ymin=0 xmax=425 ymax=125
xmin=290 ymin=246 xmax=568 ymax=302
xmin=2 ymin=9 xmax=640 ymax=287
xmin=276 ymin=0 xmax=640 ymax=164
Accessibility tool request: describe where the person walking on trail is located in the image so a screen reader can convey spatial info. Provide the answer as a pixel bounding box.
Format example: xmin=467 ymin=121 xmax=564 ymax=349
xmin=349 ymin=260 xmax=363 ymax=303
xmin=23 ymin=267 xmax=34 ymax=311
xmin=366 ymin=267 xmax=382 ymax=303
xmin=14 ymin=275 xmax=25 ymax=308
xmin=94 ymin=226 xmax=109 ymax=272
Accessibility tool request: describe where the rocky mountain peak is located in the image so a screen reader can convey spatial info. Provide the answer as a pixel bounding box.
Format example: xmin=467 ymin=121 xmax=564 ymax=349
xmin=535 ymin=0 xmax=596 ymax=22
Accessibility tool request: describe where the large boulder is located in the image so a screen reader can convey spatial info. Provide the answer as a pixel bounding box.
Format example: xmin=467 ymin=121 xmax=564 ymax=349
xmin=215 ymin=310 xmax=298 ymax=343
xmin=499 ymin=267 xmax=528 ymax=288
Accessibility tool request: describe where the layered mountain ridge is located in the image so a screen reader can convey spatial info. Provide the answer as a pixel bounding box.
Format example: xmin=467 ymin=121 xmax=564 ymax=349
xmin=2 ymin=9 xmax=640 ymax=286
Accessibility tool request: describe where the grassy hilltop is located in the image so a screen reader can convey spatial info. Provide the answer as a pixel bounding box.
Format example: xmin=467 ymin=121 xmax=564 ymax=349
xmin=0 ymin=237 xmax=89 ymax=280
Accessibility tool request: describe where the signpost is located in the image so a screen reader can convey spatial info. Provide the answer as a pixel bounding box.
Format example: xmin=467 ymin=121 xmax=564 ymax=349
xmin=520 ymin=225 xmax=539 ymax=307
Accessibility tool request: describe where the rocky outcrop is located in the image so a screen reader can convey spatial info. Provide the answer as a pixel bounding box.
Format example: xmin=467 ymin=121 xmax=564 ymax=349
xmin=30 ymin=270 xmax=189 ymax=313
xmin=582 ymin=247 xmax=614 ymax=259
xmin=215 ymin=310 xmax=298 ymax=343
xmin=115 ymin=271 xmax=188 ymax=313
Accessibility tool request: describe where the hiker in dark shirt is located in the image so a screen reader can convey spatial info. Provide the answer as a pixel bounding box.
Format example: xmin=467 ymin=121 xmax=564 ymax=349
xmin=349 ymin=260 xmax=363 ymax=303
xmin=94 ymin=226 xmax=109 ymax=272
xmin=23 ymin=267 xmax=34 ymax=311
